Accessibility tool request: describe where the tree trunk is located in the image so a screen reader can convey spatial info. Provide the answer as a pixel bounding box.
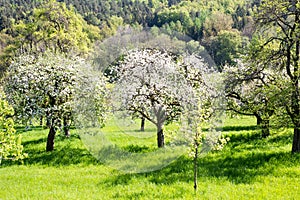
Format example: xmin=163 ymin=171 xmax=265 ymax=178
xmin=63 ymin=116 xmax=70 ymax=137
xmin=256 ymin=114 xmax=262 ymax=126
xmin=140 ymin=117 xmax=145 ymax=132
xmin=291 ymin=83 xmax=300 ymax=152
xmin=193 ymin=144 xmax=198 ymax=192
xmin=157 ymin=124 xmax=164 ymax=148
xmin=261 ymin=119 xmax=270 ymax=138
xmin=40 ymin=116 xmax=43 ymax=126
xmin=46 ymin=114 xmax=51 ymax=128
xmin=292 ymin=126 xmax=300 ymax=153
xmin=255 ymin=115 xmax=270 ymax=138
xmin=292 ymin=38 xmax=300 ymax=153
xmin=46 ymin=125 xmax=56 ymax=151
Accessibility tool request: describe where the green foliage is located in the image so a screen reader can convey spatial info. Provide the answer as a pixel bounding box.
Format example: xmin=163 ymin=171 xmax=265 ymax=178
xmin=203 ymin=11 xmax=234 ymax=38
xmin=0 ymin=0 xmax=255 ymax=42
xmin=0 ymin=0 xmax=258 ymax=72
xmin=206 ymin=30 xmax=245 ymax=67
xmin=0 ymin=32 xmax=13 ymax=76
xmin=0 ymin=91 xmax=27 ymax=164
xmin=246 ymin=0 xmax=300 ymax=152
xmin=10 ymin=0 xmax=100 ymax=55
xmin=0 ymin=0 xmax=102 ymax=76
xmin=157 ymin=0 xmax=251 ymax=40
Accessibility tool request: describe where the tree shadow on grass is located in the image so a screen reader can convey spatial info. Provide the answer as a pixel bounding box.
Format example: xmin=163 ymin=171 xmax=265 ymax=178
xmin=220 ymin=125 xmax=258 ymax=132
xmin=197 ymin=151 xmax=294 ymax=184
xmin=147 ymin=151 xmax=299 ymax=185
xmin=22 ymin=138 xmax=46 ymax=146
xmin=267 ymin=133 xmax=293 ymax=146
xmin=15 ymin=125 xmax=46 ymax=133
xmin=22 ymin=147 xmax=99 ymax=166
xmin=228 ymin=131 xmax=262 ymax=143
xmin=24 ymin=134 xmax=99 ymax=166
xmin=1 ymin=134 xmax=100 ymax=167
xmin=15 ymin=125 xmax=77 ymax=136
xmin=102 ymin=131 xmax=300 ymax=186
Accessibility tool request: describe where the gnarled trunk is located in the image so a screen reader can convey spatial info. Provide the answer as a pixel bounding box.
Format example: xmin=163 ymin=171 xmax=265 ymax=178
xmin=46 ymin=112 xmax=51 ymax=128
xmin=40 ymin=116 xmax=43 ymax=126
xmin=256 ymin=114 xmax=262 ymax=126
xmin=46 ymin=117 xmax=60 ymax=151
xmin=292 ymin=126 xmax=300 ymax=153
xmin=193 ymin=141 xmax=199 ymax=192
xmin=261 ymin=119 xmax=270 ymax=138
xmin=46 ymin=125 xmax=56 ymax=151
xmin=157 ymin=123 xmax=164 ymax=148
xmin=291 ymin=81 xmax=300 ymax=153
xmin=63 ymin=116 xmax=70 ymax=137
xmin=256 ymin=115 xmax=270 ymax=138
xmin=140 ymin=117 xmax=145 ymax=132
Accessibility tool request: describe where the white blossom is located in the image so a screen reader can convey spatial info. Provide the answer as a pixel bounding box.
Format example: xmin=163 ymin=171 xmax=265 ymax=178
xmin=4 ymin=52 xmax=106 ymax=128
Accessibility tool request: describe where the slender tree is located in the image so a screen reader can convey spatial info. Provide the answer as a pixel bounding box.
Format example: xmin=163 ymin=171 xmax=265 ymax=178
xmin=181 ymin=54 xmax=228 ymax=192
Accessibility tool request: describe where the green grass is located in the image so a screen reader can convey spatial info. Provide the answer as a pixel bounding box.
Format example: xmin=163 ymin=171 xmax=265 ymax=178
xmin=1 ymin=116 xmax=300 ymax=199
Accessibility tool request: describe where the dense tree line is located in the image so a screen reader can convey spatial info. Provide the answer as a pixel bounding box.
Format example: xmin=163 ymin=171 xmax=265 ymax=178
xmin=0 ymin=0 xmax=261 ymax=71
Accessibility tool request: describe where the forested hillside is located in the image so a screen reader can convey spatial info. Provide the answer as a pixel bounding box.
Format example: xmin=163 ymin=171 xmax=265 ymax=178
xmin=0 ymin=0 xmax=260 ymax=37
xmin=0 ymin=0 xmax=261 ymax=74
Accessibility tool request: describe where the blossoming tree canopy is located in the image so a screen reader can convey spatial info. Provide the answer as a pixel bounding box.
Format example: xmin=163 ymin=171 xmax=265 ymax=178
xmin=111 ymin=48 xmax=205 ymax=148
xmin=4 ymin=52 xmax=106 ymax=151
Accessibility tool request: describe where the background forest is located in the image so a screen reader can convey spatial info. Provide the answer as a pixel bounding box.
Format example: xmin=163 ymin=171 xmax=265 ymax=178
xmin=0 ymin=0 xmax=261 ymax=73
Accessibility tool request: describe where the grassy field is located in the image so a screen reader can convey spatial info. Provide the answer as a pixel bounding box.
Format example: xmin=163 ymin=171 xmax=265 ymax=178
xmin=1 ymin=116 xmax=300 ymax=199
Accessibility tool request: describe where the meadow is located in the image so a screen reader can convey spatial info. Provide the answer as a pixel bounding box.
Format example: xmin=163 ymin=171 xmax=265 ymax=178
xmin=1 ymin=116 xmax=300 ymax=200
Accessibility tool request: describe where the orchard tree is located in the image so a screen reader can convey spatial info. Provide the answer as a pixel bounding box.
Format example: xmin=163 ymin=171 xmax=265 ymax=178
xmin=224 ymin=61 xmax=275 ymax=138
xmin=112 ymin=48 xmax=195 ymax=148
xmin=0 ymin=90 xmax=27 ymax=164
xmin=250 ymin=0 xmax=300 ymax=152
xmin=4 ymin=52 xmax=106 ymax=151
xmin=94 ymin=27 xmax=210 ymax=132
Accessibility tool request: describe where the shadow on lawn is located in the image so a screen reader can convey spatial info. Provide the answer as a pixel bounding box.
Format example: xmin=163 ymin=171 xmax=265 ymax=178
xmin=22 ymin=147 xmax=99 ymax=166
xmin=103 ymin=132 xmax=300 ymax=186
xmin=220 ymin=125 xmax=258 ymax=132
xmin=24 ymin=135 xmax=99 ymax=166
xmin=1 ymin=134 xmax=99 ymax=167
xmin=268 ymin=133 xmax=293 ymax=145
xmin=228 ymin=131 xmax=262 ymax=143
xmin=22 ymin=138 xmax=46 ymax=146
